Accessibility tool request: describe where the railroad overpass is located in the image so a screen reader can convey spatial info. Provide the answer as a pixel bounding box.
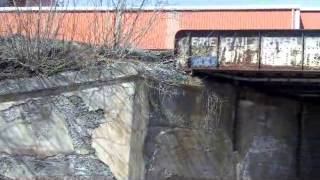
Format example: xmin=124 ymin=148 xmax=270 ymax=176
xmin=175 ymin=30 xmax=320 ymax=98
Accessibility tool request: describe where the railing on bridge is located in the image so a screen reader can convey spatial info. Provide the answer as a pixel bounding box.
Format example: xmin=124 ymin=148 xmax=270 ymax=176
xmin=175 ymin=30 xmax=320 ymax=72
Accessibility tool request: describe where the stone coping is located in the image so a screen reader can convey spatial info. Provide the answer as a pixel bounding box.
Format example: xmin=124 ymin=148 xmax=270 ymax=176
xmin=0 ymin=62 xmax=139 ymax=97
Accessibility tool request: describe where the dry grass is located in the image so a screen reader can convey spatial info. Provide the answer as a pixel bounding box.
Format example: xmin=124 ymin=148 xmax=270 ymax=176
xmin=0 ymin=0 xmax=166 ymax=81
xmin=0 ymin=35 xmax=173 ymax=81
xmin=0 ymin=36 xmax=104 ymax=80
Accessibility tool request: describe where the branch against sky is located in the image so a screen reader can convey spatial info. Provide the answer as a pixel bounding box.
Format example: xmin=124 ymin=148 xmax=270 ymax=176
xmin=68 ymin=0 xmax=320 ymax=7
xmin=64 ymin=0 xmax=166 ymax=7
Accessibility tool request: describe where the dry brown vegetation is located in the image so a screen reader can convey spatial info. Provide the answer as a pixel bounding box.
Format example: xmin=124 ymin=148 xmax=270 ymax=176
xmin=0 ymin=0 xmax=168 ymax=80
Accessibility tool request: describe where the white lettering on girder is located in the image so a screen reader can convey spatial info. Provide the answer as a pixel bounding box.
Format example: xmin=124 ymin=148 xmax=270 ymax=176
xmin=192 ymin=37 xmax=216 ymax=47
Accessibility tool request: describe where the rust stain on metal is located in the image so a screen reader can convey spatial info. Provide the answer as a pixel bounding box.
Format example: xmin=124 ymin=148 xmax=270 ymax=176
xmin=191 ymin=37 xmax=218 ymax=57
xmin=174 ymin=30 xmax=320 ymax=72
xmin=304 ymin=37 xmax=320 ymax=69
xmin=176 ymin=36 xmax=191 ymax=68
xmin=261 ymin=37 xmax=303 ymax=70
xmin=219 ymin=37 xmax=259 ymax=69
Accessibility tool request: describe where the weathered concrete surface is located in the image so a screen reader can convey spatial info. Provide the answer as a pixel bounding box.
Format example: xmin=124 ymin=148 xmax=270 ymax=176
xmin=0 ymin=93 xmax=117 ymax=179
xmin=300 ymin=103 xmax=320 ymax=180
xmin=91 ymin=82 xmax=149 ymax=180
xmin=144 ymin=81 xmax=236 ymax=180
xmin=0 ymin=154 xmax=114 ymax=179
xmin=0 ymin=61 xmax=315 ymax=180
xmin=236 ymin=92 xmax=299 ymax=180
xmin=0 ymin=61 xmax=204 ymax=180
xmin=0 ymin=98 xmax=75 ymax=156
xmin=0 ymin=62 xmax=139 ymax=97
xmin=146 ymin=128 xmax=234 ymax=180
xmin=0 ymin=79 xmax=148 ymax=179
xmin=0 ymin=63 xmax=142 ymax=179
xmin=0 ymin=63 xmax=226 ymax=180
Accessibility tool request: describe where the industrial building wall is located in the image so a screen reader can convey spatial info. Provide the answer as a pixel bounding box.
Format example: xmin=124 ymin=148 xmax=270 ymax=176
xmin=301 ymin=11 xmax=320 ymax=29
xmin=155 ymin=10 xmax=293 ymax=50
xmin=137 ymin=10 xmax=295 ymax=49
xmin=0 ymin=9 xmax=318 ymax=50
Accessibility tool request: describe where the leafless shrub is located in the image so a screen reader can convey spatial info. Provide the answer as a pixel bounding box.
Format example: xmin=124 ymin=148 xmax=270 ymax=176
xmin=0 ymin=0 xmax=166 ymax=80
xmin=0 ymin=1 xmax=89 ymax=78
xmin=89 ymin=0 xmax=166 ymax=57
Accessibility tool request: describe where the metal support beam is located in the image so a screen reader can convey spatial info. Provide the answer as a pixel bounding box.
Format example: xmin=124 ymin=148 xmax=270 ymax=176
xmin=258 ymin=32 xmax=262 ymax=69
xmin=302 ymin=32 xmax=305 ymax=70
xmin=217 ymin=34 xmax=221 ymax=68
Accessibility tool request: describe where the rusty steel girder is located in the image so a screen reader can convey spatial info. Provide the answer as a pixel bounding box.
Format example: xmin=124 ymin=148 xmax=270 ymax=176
xmin=174 ymin=30 xmax=320 ymax=72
